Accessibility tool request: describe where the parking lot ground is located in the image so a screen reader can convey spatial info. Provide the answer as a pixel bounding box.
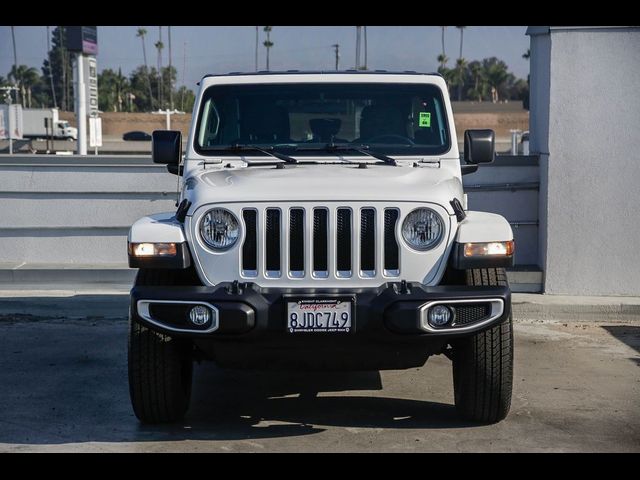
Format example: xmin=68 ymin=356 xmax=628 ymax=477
xmin=0 ymin=314 xmax=638 ymax=452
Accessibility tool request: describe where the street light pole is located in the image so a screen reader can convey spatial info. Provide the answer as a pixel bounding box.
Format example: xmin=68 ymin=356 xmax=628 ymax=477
xmin=332 ymin=44 xmax=340 ymax=70
xmin=2 ymin=86 xmax=19 ymax=155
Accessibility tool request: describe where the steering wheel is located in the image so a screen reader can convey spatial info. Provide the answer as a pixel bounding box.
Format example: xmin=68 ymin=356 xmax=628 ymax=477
xmin=363 ymin=134 xmax=415 ymax=145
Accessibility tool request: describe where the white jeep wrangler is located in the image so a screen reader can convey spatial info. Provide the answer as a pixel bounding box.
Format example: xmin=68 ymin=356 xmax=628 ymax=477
xmin=127 ymin=71 xmax=515 ymax=424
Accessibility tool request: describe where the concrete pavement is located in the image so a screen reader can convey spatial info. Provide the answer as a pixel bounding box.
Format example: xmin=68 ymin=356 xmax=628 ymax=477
xmin=0 ymin=290 xmax=638 ymax=452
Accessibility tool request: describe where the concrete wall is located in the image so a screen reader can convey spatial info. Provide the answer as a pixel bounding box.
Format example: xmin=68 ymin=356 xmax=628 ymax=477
xmin=0 ymin=155 xmax=538 ymax=270
xmin=0 ymin=156 xmax=176 ymax=266
xmin=528 ymin=26 xmax=640 ymax=295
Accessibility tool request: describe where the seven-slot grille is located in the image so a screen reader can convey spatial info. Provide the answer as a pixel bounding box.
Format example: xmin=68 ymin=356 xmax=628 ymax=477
xmin=241 ymin=206 xmax=400 ymax=279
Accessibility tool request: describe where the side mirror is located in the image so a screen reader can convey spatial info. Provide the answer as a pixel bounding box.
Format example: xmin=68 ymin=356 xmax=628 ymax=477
xmin=464 ymin=129 xmax=495 ymax=164
xmin=152 ymin=130 xmax=182 ymax=166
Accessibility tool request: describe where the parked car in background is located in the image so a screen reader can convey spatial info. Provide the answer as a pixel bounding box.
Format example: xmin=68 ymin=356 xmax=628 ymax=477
xmin=123 ymin=131 xmax=152 ymax=141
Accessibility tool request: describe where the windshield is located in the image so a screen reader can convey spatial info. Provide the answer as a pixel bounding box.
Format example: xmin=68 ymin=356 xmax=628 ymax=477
xmin=194 ymin=82 xmax=450 ymax=156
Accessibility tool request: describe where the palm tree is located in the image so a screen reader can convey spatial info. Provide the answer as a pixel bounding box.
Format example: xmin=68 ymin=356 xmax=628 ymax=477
xmin=440 ymin=26 xmax=446 ymax=63
xmin=10 ymin=26 xmax=19 ymax=103
xmin=9 ymin=65 xmax=40 ymax=108
xmin=263 ymin=26 xmax=274 ymax=71
xmin=484 ymin=59 xmax=509 ymax=103
xmin=456 ymin=26 xmax=465 ymax=60
xmin=155 ymin=27 xmax=165 ymax=109
xmin=468 ymin=61 xmax=484 ymax=102
xmin=455 ymin=57 xmax=467 ymax=101
xmin=437 ymin=54 xmax=448 ymax=70
xmin=136 ymin=27 xmax=154 ymax=111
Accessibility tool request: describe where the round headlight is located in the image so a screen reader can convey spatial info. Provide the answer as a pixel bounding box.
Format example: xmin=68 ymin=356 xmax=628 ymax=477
xmin=401 ymin=208 xmax=444 ymax=251
xmin=200 ymin=208 xmax=239 ymax=250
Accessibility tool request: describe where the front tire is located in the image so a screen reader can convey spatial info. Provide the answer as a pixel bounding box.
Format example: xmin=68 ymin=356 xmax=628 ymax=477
xmin=451 ymin=268 xmax=513 ymax=423
xmin=128 ymin=269 xmax=194 ymax=424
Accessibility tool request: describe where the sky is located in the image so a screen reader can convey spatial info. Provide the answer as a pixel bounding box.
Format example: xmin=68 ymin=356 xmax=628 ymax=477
xmin=0 ymin=26 xmax=530 ymax=89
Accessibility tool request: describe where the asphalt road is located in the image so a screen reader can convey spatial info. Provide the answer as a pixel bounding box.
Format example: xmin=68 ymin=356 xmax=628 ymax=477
xmin=0 ymin=316 xmax=638 ymax=452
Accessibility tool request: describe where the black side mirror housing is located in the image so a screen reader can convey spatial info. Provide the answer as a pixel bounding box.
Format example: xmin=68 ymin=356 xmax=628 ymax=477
xmin=152 ymin=130 xmax=182 ymax=174
xmin=464 ymin=129 xmax=495 ymax=164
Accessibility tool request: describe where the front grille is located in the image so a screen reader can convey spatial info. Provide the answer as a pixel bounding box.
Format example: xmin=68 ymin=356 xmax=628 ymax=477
xmin=289 ymin=208 xmax=305 ymax=275
xmin=265 ymin=208 xmax=281 ymax=276
xmin=313 ymin=209 xmax=328 ymax=275
xmin=241 ymin=205 xmax=401 ymax=280
xmin=453 ymin=304 xmax=492 ymax=325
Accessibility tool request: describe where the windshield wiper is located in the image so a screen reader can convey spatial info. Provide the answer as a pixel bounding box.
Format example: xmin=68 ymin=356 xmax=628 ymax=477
xmin=203 ymin=144 xmax=298 ymax=164
xmin=296 ymin=143 xmax=398 ymax=166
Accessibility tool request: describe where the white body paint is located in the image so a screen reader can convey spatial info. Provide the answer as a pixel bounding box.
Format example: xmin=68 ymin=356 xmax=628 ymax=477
xmin=129 ymin=72 xmax=513 ymax=287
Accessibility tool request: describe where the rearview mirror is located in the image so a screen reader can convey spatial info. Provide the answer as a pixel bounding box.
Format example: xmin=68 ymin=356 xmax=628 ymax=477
xmin=152 ymin=130 xmax=182 ymax=166
xmin=464 ymin=129 xmax=495 ymax=164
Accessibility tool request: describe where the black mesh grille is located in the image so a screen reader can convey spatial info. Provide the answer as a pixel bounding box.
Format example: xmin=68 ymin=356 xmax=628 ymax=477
xmin=336 ymin=209 xmax=352 ymax=272
xmin=453 ymin=304 xmax=491 ymax=325
xmin=384 ymin=209 xmax=399 ymax=272
xmin=360 ymin=208 xmax=376 ymax=272
xmin=289 ymin=208 xmax=304 ymax=272
xmin=242 ymin=210 xmax=257 ymax=272
xmin=313 ymin=209 xmax=328 ymax=271
xmin=265 ymin=209 xmax=281 ymax=271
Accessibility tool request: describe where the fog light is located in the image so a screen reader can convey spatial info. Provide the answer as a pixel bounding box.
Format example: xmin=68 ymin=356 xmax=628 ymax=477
xmin=189 ymin=305 xmax=211 ymax=326
xmin=428 ymin=305 xmax=452 ymax=327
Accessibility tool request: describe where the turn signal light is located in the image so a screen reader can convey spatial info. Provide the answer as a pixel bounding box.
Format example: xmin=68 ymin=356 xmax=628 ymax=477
xmin=464 ymin=241 xmax=514 ymax=257
xmin=129 ymin=242 xmax=177 ymax=257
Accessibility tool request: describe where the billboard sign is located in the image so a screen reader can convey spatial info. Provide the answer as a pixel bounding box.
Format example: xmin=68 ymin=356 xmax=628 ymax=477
xmin=66 ymin=26 xmax=98 ymax=55
xmin=89 ymin=116 xmax=102 ymax=147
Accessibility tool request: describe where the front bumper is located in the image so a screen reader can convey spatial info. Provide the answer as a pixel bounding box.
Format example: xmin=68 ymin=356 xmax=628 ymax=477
xmin=130 ymin=282 xmax=510 ymax=370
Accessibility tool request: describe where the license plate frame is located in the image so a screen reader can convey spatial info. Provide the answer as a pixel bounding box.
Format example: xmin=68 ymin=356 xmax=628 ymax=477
xmin=285 ymin=296 xmax=355 ymax=333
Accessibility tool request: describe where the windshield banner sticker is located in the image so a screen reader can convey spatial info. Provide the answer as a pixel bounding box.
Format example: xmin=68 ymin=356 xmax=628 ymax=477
xmin=419 ymin=112 xmax=431 ymax=128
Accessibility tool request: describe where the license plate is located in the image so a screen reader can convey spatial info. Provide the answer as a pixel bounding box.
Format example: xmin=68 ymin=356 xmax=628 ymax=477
xmin=286 ymin=299 xmax=352 ymax=333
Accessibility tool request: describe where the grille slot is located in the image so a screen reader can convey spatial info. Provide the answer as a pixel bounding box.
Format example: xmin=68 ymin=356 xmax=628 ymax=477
xmin=242 ymin=209 xmax=257 ymax=276
xmin=336 ymin=208 xmax=352 ymax=276
xmin=313 ymin=208 xmax=329 ymax=276
xmin=453 ymin=304 xmax=491 ymax=325
xmin=289 ymin=208 xmax=305 ymax=276
xmin=360 ymin=208 xmax=376 ymax=276
xmin=384 ymin=208 xmax=399 ymax=276
xmin=265 ymin=208 xmax=281 ymax=277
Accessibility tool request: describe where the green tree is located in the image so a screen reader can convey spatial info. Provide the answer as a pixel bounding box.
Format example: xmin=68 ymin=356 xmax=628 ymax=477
xmin=453 ymin=57 xmax=467 ymax=101
xmin=482 ymin=57 xmax=509 ymax=103
xmin=41 ymin=26 xmax=73 ymax=111
xmin=9 ymin=65 xmax=41 ymax=108
xmin=466 ymin=60 xmax=486 ymax=102
xmin=176 ymin=85 xmax=195 ymax=112
xmin=98 ymin=68 xmax=131 ymax=112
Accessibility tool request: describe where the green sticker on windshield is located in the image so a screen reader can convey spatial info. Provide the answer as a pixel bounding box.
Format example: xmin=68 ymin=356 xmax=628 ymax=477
xmin=419 ymin=112 xmax=431 ymax=128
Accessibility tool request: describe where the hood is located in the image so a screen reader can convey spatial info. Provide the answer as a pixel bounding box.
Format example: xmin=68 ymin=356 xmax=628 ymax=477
xmin=184 ymin=163 xmax=462 ymax=214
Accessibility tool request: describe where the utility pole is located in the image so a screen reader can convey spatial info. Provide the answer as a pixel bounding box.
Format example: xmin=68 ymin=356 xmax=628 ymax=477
xmin=332 ymin=44 xmax=340 ymax=70
xmin=363 ymin=26 xmax=368 ymax=70
xmin=355 ymin=26 xmax=361 ymax=69
xmin=181 ymin=41 xmax=186 ymax=111
xmin=255 ymin=26 xmax=259 ymax=72
xmin=168 ymin=26 xmax=173 ymax=110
